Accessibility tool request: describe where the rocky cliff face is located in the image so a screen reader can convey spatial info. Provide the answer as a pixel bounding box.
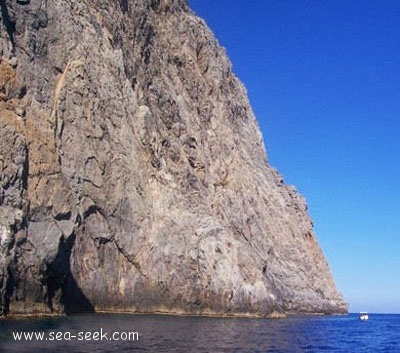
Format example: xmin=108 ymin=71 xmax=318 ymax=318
xmin=0 ymin=0 xmax=347 ymax=317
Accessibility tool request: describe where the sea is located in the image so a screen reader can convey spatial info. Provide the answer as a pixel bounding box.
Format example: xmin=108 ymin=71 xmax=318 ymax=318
xmin=0 ymin=313 xmax=399 ymax=352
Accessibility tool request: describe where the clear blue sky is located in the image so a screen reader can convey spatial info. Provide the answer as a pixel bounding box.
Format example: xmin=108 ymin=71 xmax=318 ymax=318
xmin=189 ymin=0 xmax=400 ymax=314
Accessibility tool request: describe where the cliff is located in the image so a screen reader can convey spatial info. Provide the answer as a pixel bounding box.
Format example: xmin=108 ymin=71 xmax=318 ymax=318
xmin=0 ymin=0 xmax=347 ymax=317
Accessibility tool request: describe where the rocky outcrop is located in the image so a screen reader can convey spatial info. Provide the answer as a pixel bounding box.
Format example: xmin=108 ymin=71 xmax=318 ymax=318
xmin=0 ymin=0 xmax=347 ymax=317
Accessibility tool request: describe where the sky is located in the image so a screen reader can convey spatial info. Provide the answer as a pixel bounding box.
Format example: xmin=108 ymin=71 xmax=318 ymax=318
xmin=189 ymin=0 xmax=400 ymax=314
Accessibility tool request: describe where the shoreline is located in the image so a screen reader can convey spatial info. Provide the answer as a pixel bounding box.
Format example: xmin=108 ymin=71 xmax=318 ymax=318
xmin=0 ymin=309 xmax=349 ymax=321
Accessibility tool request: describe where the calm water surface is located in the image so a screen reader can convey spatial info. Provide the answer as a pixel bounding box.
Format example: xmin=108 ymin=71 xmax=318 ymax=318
xmin=0 ymin=313 xmax=399 ymax=352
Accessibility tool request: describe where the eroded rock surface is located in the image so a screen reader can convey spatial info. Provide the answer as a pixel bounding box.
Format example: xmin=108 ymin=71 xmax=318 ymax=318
xmin=0 ymin=0 xmax=347 ymax=317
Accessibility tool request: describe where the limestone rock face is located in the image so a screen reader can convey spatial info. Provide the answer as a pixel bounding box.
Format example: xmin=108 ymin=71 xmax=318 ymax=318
xmin=0 ymin=0 xmax=347 ymax=316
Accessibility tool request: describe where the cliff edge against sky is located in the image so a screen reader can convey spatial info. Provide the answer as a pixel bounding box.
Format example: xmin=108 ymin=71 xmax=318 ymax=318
xmin=0 ymin=0 xmax=347 ymax=317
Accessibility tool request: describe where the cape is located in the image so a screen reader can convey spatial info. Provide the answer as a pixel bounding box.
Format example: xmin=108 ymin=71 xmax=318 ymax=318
xmin=0 ymin=0 xmax=347 ymax=317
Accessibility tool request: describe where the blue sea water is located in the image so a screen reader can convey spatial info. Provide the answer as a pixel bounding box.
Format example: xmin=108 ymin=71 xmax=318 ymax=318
xmin=0 ymin=313 xmax=399 ymax=352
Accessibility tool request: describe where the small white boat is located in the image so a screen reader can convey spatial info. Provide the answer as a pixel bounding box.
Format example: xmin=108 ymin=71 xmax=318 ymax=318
xmin=359 ymin=312 xmax=369 ymax=321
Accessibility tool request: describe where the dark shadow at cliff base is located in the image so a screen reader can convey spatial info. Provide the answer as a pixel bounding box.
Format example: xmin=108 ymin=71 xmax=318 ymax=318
xmin=46 ymin=233 xmax=94 ymax=314
xmin=61 ymin=276 xmax=94 ymax=314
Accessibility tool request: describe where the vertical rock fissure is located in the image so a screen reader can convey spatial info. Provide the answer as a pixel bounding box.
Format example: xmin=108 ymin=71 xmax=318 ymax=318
xmin=0 ymin=0 xmax=16 ymax=50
